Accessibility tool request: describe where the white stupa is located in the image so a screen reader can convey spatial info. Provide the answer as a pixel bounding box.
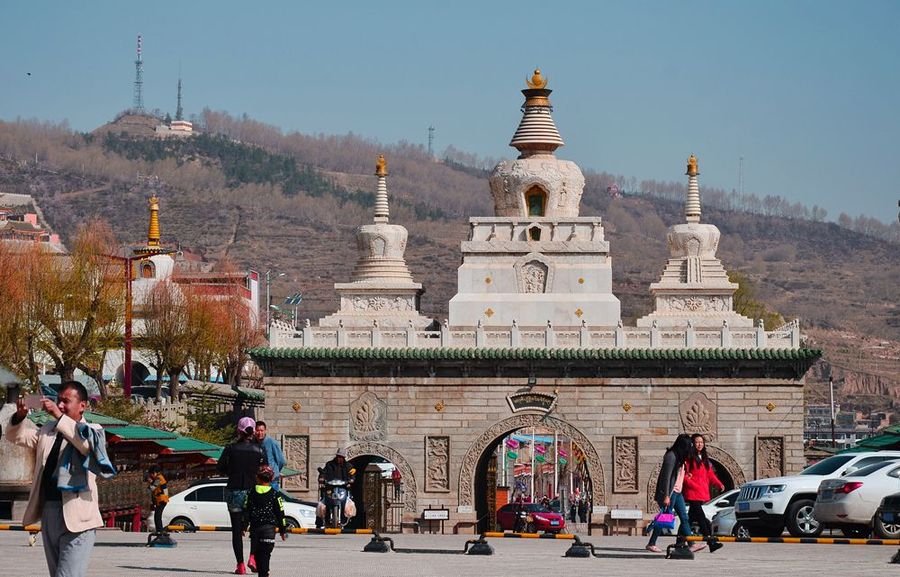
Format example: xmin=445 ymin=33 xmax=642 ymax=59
xmin=637 ymin=155 xmax=752 ymax=328
xmin=448 ymin=69 xmax=621 ymax=328
xmin=320 ymin=155 xmax=433 ymax=329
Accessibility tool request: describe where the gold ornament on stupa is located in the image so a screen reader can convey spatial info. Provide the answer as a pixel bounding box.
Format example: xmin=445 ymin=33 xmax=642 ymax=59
xmin=375 ymin=154 xmax=388 ymax=177
xmin=686 ymin=154 xmax=700 ymax=177
xmin=147 ymin=195 xmax=161 ymax=247
xmin=526 ymin=68 xmax=548 ymax=89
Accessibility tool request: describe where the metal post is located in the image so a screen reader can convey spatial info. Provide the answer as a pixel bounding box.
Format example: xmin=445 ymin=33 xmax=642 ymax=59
xmin=265 ymin=270 xmax=271 ymax=336
xmin=123 ymin=258 xmax=133 ymax=399
xmin=830 ymin=377 xmax=836 ymax=448
xmin=553 ymin=430 xmax=558 ymax=499
xmin=530 ymin=427 xmax=535 ymax=502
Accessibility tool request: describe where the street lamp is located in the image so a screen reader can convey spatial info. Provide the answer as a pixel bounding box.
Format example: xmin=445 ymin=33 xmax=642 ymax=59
xmin=265 ymin=270 xmax=285 ymax=336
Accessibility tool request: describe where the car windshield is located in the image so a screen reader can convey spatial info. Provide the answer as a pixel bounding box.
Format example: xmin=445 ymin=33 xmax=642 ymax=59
xmin=849 ymin=461 xmax=897 ymax=477
xmin=800 ymin=455 xmax=854 ymax=475
xmin=525 ymin=504 xmax=553 ymax=513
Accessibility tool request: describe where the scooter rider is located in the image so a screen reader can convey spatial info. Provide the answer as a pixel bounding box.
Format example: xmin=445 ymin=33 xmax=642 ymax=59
xmin=318 ymin=448 xmax=355 ymax=527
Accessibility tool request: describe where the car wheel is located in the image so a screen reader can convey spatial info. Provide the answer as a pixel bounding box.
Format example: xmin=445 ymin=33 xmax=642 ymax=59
xmin=732 ymin=522 xmax=751 ymax=539
xmin=284 ymin=517 xmax=300 ymax=530
xmin=170 ymin=516 xmax=195 ymax=532
xmin=874 ymin=511 xmax=900 ymax=539
xmin=785 ymin=499 xmax=822 ymax=537
xmin=841 ymin=525 xmax=871 ymax=538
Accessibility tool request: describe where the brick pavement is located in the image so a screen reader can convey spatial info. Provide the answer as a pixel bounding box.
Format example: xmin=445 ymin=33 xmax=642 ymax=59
xmin=0 ymin=530 xmax=893 ymax=577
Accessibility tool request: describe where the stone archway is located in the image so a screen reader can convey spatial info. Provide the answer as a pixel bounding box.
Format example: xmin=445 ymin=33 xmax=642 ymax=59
xmin=646 ymin=445 xmax=745 ymax=513
xmin=345 ymin=441 xmax=417 ymax=514
xmin=458 ymin=413 xmax=606 ymax=509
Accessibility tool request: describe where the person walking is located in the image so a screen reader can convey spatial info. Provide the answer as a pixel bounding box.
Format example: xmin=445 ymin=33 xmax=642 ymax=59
xmin=4 ymin=381 xmax=115 ymax=577
xmin=683 ymin=433 xmax=725 ymax=550
xmin=241 ymin=465 xmax=287 ymax=577
xmin=218 ymin=416 xmax=265 ymax=575
xmin=646 ymin=434 xmax=706 ymax=554
xmin=254 ymin=421 xmax=286 ymax=492
xmin=147 ymin=465 xmax=169 ymax=535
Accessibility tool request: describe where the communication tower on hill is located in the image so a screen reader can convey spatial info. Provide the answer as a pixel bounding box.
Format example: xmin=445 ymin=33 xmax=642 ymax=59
xmin=133 ymin=35 xmax=145 ymax=113
xmin=176 ymin=77 xmax=184 ymax=121
xmin=427 ymin=125 xmax=435 ymax=158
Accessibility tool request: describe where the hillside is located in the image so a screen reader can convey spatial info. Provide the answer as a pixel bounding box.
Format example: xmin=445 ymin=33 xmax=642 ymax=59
xmin=0 ymin=114 xmax=898 ymax=412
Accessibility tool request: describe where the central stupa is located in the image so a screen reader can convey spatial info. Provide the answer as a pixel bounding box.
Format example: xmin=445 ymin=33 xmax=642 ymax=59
xmin=448 ymin=70 xmax=621 ymax=328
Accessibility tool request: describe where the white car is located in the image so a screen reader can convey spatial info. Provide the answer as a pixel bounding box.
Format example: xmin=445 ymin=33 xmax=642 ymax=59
xmin=157 ymin=480 xmax=316 ymax=531
xmin=711 ymin=506 xmax=751 ymax=538
xmin=735 ymin=451 xmax=900 ymax=537
xmin=813 ymin=460 xmax=900 ymax=538
xmin=701 ymin=489 xmax=740 ymax=522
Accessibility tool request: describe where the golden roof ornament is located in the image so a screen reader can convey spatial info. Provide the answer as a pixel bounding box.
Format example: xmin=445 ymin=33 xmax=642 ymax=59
xmin=686 ymin=154 xmax=699 ymax=176
xmin=375 ymin=154 xmax=388 ymax=177
xmin=147 ymin=194 xmax=161 ymax=247
xmin=526 ymin=68 xmax=548 ymax=89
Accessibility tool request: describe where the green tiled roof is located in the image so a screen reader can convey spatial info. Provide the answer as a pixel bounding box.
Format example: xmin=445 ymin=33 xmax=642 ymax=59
xmin=104 ymin=425 xmax=179 ymax=441
xmin=156 ymin=438 xmax=222 ymax=453
xmin=857 ymin=435 xmax=900 ymax=448
xmin=28 ymin=411 xmax=129 ymax=427
xmin=250 ymin=346 xmax=822 ymax=362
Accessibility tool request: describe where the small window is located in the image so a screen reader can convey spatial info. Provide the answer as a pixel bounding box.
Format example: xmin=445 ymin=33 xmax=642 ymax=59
xmin=525 ymin=186 xmax=546 ymax=217
xmin=141 ymin=263 xmax=154 ymax=278
xmin=193 ymin=485 xmax=226 ymax=502
xmin=528 ymin=226 xmax=542 ymax=241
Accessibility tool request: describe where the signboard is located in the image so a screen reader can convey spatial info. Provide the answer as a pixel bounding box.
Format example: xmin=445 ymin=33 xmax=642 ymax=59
xmin=507 ymin=392 xmax=557 ymax=413
xmin=422 ymin=508 xmax=450 ymax=521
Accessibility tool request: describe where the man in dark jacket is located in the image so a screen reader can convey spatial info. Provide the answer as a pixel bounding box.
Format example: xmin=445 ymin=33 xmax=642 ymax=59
xmin=321 ymin=448 xmax=354 ymax=483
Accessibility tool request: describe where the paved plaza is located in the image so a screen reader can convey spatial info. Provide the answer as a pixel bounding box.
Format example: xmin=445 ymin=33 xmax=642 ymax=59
xmin=0 ymin=531 xmax=893 ymax=577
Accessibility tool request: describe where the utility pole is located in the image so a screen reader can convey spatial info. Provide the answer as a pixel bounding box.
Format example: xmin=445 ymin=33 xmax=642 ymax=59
xmin=739 ymin=156 xmax=744 ymax=196
xmin=829 ymin=376 xmax=836 ymax=448
xmin=265 ymin=270 xmax=285 ymax=337
xmin=428 ymin=125 xmax=435 ymax=158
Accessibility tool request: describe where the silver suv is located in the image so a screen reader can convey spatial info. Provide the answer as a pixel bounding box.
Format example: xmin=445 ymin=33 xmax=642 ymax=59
xmin=735 ymin=451 xmax=900 ymax=537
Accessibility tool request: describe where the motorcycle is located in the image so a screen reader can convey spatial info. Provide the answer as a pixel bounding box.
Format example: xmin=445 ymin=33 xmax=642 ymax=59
xmin=318 ymin=466 xmax=356 ymax=529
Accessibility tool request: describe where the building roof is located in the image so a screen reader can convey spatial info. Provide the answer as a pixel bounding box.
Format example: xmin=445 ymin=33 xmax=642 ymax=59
xmin=28 ymin=411 xmax=129 ymax=427
xmin=104 ymin=425 xmax=180 ymax=441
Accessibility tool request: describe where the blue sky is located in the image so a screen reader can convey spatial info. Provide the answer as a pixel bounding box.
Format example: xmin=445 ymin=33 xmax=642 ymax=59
xmin=1 ymin=1 xmax=898 ymax=222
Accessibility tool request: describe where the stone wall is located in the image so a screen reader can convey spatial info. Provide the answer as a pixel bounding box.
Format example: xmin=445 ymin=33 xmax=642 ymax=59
xmin=261 ymin=376 xmax=805 ymax=524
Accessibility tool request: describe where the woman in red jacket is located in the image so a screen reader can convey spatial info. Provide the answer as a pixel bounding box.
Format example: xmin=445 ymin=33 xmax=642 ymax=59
xmin=683 ymin=434 xmax=725 ymax=541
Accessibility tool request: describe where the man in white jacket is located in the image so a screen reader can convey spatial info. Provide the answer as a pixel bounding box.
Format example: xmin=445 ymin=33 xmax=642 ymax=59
xmin=5 ymin=381 xmax=103 ymax=577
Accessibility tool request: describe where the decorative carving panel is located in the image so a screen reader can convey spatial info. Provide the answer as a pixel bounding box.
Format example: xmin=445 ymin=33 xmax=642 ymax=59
xmin=521 ymin=261 xmax=548 ymax=293
xmin=350 ymin=391 xmax=387 ymax=441
xmin=425 ymin=436 xmax=451 ymax=492
xmin=756 ymin=436 xmax=785 ymax=479
xmin=612 ymin=436 xmax=639 ymax=493
xmin=281 ymin=435 xmax=309 ymax=491
xmin=680 ymin=391 xmax=717 ymax=441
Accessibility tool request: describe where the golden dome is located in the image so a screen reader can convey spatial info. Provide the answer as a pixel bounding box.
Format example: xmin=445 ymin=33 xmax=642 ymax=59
xmin=686 ymin=154 xmax=699 ymax=177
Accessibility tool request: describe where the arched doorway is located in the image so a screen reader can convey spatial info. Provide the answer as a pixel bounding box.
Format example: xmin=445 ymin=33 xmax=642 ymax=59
xmin=459 ymin=415 xmax=605 ymax=533
xmin=646 ymin=445 xmax=745 ymax=513
xmin=344 ymin=442 xmax=417 ymax=529
xmin=114 ymin=362 xmax=150 ymax=393
xmin=346 ymin=455 xmax=402 ymax=532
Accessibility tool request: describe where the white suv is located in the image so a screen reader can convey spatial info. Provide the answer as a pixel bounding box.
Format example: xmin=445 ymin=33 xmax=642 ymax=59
xmin=735 ymin=451 xmax=900 ymax=537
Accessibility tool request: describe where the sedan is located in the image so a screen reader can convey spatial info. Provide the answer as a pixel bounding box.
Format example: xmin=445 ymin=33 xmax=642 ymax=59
xmin=711 ymin=506 xmax=751 ymax=538
xmin=157 ymin=480 xmax=316 ymax=531
xmin=813 ymin=460 xmax=900 ymax=538
xmin=496 ymin=503 xmax=566 ymax=533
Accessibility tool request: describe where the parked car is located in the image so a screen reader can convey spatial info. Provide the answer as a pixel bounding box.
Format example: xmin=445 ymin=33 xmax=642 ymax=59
xmin=813 ymin=460 xmax=900 ymax=538
xmin=701 ymin=489 xmax=740 ymax=523
xmin=711 ymin=506 xmax=751 ymax=538
xmin=157 ymin=479 xmax=316 ymax=531
xmin=496 ymin=502 xmax=566 ymax=533
xmin=735 ymin=451 xmax=900 ymax=537
xmin=879 ymin=492 xmax=900 ymax=533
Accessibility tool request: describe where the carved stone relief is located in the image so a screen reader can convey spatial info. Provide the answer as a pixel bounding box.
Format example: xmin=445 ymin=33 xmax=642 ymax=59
xmin=425 ymin=436 xmax=451 ymax=492
xmin=458 ymin=414 xmax=605 ymax=508
xmin=281 ymin=435 xmax=309 ymax=491
xmin=756 ymin=436 xmax=785 ymax=479
xmin=680 ymin=392 xmax=717 ymax=441
xmin=345 ymin=442 xmax=417 ymax=513
xmin=350 ymin=391 xmax=386 ymax=441
xmin=612 ymin=436 xmax=639 ymax=493
xmin=350 ymin=296 xmax=414 ymax=312
xmin=664 ymin=296 xmax=730 ymax=313
xmin=521 ymin=261 xmax=548 ymax=293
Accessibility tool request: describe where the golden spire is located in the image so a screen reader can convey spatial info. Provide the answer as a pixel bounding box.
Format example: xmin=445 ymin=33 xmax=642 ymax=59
xmin=686 ymin=154 xmax=699 ymax=176
xmin=526 ymin=68 xmax=548 ymax=89
xmin=375 ymin=154 xmax=388 ymax=177
xmin=147 ymin=195 xmax=160 ymax=247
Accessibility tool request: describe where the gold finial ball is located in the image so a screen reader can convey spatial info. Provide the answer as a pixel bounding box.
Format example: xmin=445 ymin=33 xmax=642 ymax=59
xmin=526 ymin=68 xmax=548 ymax=89
xmin=375 ymin=154 xmax=387 ymax=177
xmin=686 ymin=154 xmax=699 ymax=176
